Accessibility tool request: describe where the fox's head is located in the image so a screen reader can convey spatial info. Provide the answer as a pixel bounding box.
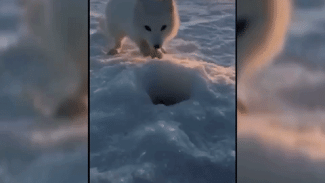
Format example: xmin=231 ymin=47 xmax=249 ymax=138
xmin=237 ymin=0 xmax=292 ymax=110
xmin=133 ymin=0 xmax=180 ymax=49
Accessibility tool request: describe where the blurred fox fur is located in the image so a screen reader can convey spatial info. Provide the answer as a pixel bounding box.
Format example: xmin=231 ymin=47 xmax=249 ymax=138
xmin=237 ymin=0 xmax=292 ymax=113
xmin=235 ymin=1 xmax=325 ymax=182
xmin=20 ymin=0 xmax=88 ymax=119
xmin=236 ymin=0 xmax=295 ymax=181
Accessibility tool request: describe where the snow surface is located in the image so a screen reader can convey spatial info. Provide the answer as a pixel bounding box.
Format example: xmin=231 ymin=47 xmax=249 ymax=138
xmin=90 ymin=0 xmax=235 ymax=183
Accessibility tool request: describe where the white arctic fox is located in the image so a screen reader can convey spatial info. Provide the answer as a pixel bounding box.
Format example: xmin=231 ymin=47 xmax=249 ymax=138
xmin=101 ymin=0 xmax=180 ymax=59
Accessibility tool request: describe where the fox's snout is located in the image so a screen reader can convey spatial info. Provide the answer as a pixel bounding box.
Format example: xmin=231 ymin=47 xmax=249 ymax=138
xmin=154 ymin=44 xmax=161 ymax=49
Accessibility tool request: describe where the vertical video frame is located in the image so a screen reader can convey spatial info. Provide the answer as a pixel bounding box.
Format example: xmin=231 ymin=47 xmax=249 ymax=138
xmin=90 ymin=0 xmax=236 ymax=182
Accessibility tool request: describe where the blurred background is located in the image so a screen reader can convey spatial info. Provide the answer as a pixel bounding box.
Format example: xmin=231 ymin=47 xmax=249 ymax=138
xmin=238 ymin=0 xmax=325 ymax=182
xmin=0 ymin=0 xmax=88 ymax=182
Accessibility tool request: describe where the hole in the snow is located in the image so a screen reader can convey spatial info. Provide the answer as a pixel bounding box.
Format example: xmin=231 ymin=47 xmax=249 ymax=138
xmin=149 ymin=89 xmax=190 ymax=106
xmin=141 ymin=61 xmax=193 ymax=106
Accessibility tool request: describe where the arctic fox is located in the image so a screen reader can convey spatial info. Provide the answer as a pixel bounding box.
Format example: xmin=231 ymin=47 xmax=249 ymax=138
xmin=101 ymin=0 xmax=180 ymax=59
xmin=237 ymin=0 xmax=292 ymax=113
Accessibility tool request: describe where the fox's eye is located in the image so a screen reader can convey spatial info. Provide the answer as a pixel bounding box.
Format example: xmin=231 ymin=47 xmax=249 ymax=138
xmin=237 ymin=18 xmax=249 ymax=37
xmin=144 ymin=25 xmax=151 ymax=31
xmin=161 ymin=25 xmax=167 ymax=31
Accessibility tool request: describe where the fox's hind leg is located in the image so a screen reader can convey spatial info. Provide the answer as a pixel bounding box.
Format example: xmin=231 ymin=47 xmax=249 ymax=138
xmin=108 ymin=33 xmax=125 ymax=55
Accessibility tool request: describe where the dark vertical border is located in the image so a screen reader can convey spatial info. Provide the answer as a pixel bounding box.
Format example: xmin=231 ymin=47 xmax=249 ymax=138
xmin=88 ymin=0 xmax=91 ymax=182
xmin=235 ymin=0 xmax=237 ymax=182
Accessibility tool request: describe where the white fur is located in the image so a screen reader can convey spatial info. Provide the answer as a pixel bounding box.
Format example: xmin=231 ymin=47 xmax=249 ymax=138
xmin=237 ymin=0 xmax=292 ymax=112
xmin=102 ymin=0 xmax=180 ymax=59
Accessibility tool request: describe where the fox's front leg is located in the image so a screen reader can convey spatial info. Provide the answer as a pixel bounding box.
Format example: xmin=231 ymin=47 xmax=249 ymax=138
xmin=137 ymin=40 xmax=163 ymax=59
xmin=151 ymin=49 xmax=163 ymax=59
xmin=108 ymin=34 xmax=124 ymax=55
xmin=137 ymin=39 xmax=151 ymax=57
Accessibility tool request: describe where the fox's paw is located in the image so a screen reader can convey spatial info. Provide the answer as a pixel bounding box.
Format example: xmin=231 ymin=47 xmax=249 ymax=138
xmin=108 ymin=49 xmax=118 ymax=55
xmin=142 ymin=50 xmax=151 ymax=57
xmin=151 ymin=50 xmax=163 ymax=59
